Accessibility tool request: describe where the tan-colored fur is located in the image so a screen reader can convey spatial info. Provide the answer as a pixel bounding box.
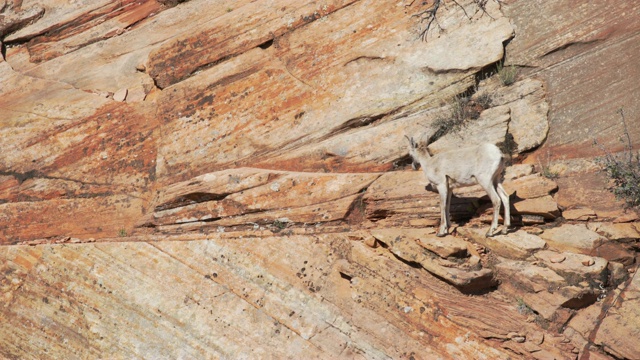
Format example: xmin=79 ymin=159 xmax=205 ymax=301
xmin=407 ymin=136 xmax=510 ymax=237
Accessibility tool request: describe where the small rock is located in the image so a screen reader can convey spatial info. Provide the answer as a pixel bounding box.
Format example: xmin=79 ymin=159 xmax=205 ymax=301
xmin=528 ymin=331 xmax=544 ymax=345
xmin=503 ymin=174 xmax=558 ymax=199
xmin=113 ymin=88 xmax=128 ymax=102
xmin=521 ymin=214 xmax=546 ymax=225
xmin=563 ymin=207 xmax=597 ymax=221
xmin=524 ymin=226 xmax=544 ymax=235
xmin=587 ymin=222 xmax=640 ymax=241
xmin=126 ymin=85 xmax=147 ymax=103
xmin=513 ymin=196 xmax=560 ymax=220
xmin=549 ymin=254 xmax=566 ymax=263
xmin=582 ymin=258 xmax=595 ymax=266
xmin=539 ymin=224 xmax=606 ymax=254
xmin=523 ymin=342 xmax=541 ymax=353
xmin=613 ymin=212 xmax=639 ymax=223
xmin=609 ymin=262 xmax=627 ymax=286
xmin=512 ymin=336 xmax=526 ymax=343
xmin=504 ymin=164 xmax=535 ymax=180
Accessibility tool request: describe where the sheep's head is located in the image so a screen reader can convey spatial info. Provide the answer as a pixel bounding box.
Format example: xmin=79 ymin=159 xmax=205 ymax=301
xmin=405 ymin=135 xmax=421 ymax=170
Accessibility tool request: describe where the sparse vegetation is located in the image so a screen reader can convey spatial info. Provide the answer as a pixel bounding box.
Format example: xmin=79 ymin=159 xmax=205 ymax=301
xmin=538 ymin=150 xmax=560 ymax=180
xmin=431 ymin=92 xmax=492 ymax=142
xmin=540 ymin=166 xmax=559 ymax=180
xmin=272 ymin=219 xmax=289 ymax=232
xmin=515 ymin=297 xmax=534 ymax=315
xmin=594 ymin=109 xmax=640 ymax=208
xmin=474 ymin=92 xmax=493 ymax=109
xmin=431 ymin=96 xmax=468 ymax=142
xmin=496 ymin=61 xmax=517 ymax=86
xmin=118 ymin=228 xmax=127 ymax=237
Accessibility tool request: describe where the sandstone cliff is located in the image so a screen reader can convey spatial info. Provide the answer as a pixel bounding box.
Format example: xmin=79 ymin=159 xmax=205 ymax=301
xmin=1 ymin=0 xmax=639 ymax=359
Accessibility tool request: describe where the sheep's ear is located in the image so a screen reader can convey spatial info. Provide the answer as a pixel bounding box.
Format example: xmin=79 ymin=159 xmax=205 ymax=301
xmin=404 ymin=135 xmax=413 ymax=147
xmin=410 ymin=137 xmax=416 ymax=148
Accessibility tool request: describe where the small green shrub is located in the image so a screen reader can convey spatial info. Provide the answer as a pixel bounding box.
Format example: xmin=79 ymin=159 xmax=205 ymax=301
xmin=516 ymin=297 xmax=534 ymax=315
xmin=272 ymin=219 xmax=288 ymax=232
xmin=537 ymin=150 xmax=560 ymax=179
xmin=118 ymin=228 xmax=127 ymax=237
xmin=474 ymin=93 xmax=493 ymax=110
xmin=431 ymin=96 xmax=469 ymax=141
xmin=594 ymin=109 xmax=640 ymax=208
xmin=541 ymin=167 xmax=560 ymax=180
xmin=497 ymin=61 xmax=517 ymax=86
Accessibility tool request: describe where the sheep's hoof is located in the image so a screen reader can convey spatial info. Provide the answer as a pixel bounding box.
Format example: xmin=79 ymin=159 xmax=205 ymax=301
xmin=485 ymin=229 xmax=497 ymax=238
xmin=501 ymin=227 xmax=510 ymax=235
xmin=436 ymin=232 xmax=448 ymax=238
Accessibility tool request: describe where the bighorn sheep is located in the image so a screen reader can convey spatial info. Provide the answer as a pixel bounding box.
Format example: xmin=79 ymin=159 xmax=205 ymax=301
xmin=406 ymin=136 xmax=510 ymax=237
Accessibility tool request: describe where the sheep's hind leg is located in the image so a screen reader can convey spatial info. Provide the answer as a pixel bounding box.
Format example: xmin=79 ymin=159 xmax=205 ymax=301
xmin=483 ymin=184 xmax=502 ymax=237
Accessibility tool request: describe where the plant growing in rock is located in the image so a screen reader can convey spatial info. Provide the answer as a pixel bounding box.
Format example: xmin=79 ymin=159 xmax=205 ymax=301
xmin=537 ymin=150 xmax=559 ymax=180
xmin=271 ymin=219 xmax=289 ymax=232
xmin=474 ymin=92 xmax=493 ymax=109
xmin=431 ymin=93 xmax=490 ymax=142
xmin=594 ymin=108 xmax=640 ymax=208
xmin=496 ymin=61 xmax=517 ymax=86
xmin=431 ymin=96 xmax=468 ymax=141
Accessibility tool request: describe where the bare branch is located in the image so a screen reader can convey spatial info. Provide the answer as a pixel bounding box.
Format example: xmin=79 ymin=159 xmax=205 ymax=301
xmin=411 ymin=0 xmax=498 ymax=41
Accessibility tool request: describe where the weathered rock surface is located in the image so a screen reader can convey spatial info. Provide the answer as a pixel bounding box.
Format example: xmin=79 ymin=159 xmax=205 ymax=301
xmin=512 ymin=196 xmax=561 ymax=220
xmin=594 ymin=271 xmax=640 ymax=359
xmin=458 ymin=228 xmax=546 ymax=260
xmin=503 ymin=174 xmax=558 ymax=199
xmin=563 ymin=207 xmax=597 ymax=221
xmin=505 ymin=0 xmax=640 ymax=214
xmin=1 ymin=0 xmax=639 ymax=358
xmin=539 ymin=224 xmax=607 ymax=254
xmin=475 ymin=78 xmax=550 ymax=153
xmin=370 ymin=228 xmax=494 ymax=293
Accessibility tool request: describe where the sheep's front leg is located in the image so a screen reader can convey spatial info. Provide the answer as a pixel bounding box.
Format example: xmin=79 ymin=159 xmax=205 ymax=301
xmin=484 ymin=185 xmax=502 ymax=237
xmin=436 ymin=184 xmax=449 ymax=237
xmin=445 ymin=179 xmax=452 ymax=229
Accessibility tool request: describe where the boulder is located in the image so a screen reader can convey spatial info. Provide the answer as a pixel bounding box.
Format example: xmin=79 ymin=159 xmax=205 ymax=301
xmin=591 ymin=242 xmax=636 ymax=266
xmin=429 ymin=105 xmax=511 ymax=153
xmin=534 ymin=250 xmax=608 ymax=285
xmin=562 ymin=207 xmax=597 ymax=221
xmin=475 ymin=78 xmax=550 ymax=153
xmin=513 ymin=195 xmax=561 ymax=219
xmin=458 ymin=228 xmax=546 ymax=260
xmin=503 ymin=174 xmax=558 ymax=199
xmin=140 ymin=168 xmax=381 ymax=229
xmin=504 ymin=164 xmax=535 ymax=180
xmin=371 ymin=229 xmax=496 ymax=293
xmin=594 ymin=270 xmax=640 ymax=359
xmin=539 ymin=224 xmax=607 ymax=254
xmin=370 ymin=228 xmax=468 ymax=259
xmin=587 ymin=222 xmax=640 ymax=241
